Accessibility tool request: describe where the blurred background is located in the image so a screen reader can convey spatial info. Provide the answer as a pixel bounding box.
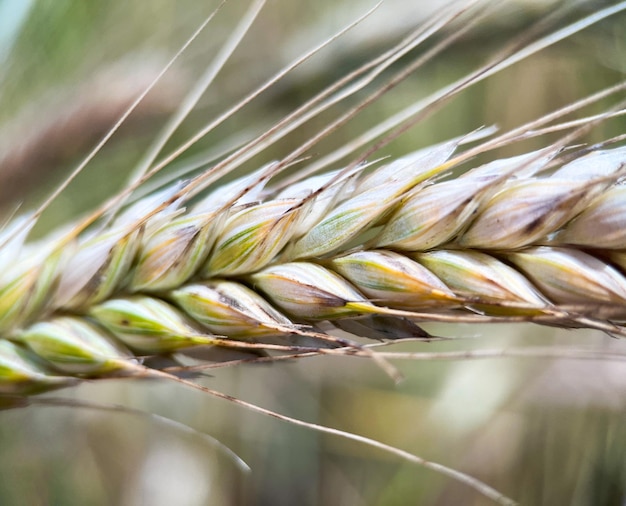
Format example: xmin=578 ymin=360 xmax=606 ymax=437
xmin=0 ymin=0 xmax=625 ymax=504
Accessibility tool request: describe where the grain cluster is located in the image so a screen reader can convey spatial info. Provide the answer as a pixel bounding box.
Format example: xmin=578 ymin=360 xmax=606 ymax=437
xmin=1 ymin=2 xmax=625 ymax=503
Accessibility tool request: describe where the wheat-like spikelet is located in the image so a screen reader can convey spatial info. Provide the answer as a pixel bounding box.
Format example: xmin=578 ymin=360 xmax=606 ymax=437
xmin=2 ymin=1 xmax=626 ymax=503
xmin=4 ymin=120 xmax=626 ymax=388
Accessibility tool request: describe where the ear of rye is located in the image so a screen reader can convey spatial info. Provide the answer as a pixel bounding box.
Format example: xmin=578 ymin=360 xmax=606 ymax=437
xmin=0 ymin=0 xmax=625 ymax=388
xmin=1 ymin=2 xmax=626 ymax=504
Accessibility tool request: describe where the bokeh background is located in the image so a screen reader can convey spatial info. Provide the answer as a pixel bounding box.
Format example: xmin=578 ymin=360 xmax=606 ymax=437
xmin=0 ymin=0 xmax=626 ymax=504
